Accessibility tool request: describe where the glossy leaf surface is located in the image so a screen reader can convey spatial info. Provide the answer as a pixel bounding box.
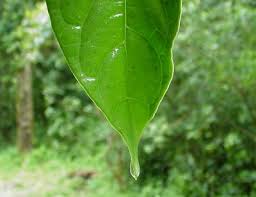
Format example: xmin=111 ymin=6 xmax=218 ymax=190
xmin=46 ymin=0 xmax=181 ymax=179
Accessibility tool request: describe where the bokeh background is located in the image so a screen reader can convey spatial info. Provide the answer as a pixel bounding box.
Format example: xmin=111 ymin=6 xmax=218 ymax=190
xmin=1 ymin=0 xmax=256 ymax=196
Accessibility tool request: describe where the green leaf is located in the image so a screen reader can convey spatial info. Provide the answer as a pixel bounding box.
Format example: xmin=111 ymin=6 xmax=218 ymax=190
xmin=46 ymin=0 xmax=181 ymax=179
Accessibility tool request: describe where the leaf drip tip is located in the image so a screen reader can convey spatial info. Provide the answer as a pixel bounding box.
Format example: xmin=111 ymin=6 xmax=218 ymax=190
xmin=130 ymin=156 xmax=140 ymax=180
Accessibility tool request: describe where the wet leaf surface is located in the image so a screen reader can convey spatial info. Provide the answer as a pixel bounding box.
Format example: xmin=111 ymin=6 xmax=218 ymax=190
xmin=46 ymin=0 xmax=181 ymax=179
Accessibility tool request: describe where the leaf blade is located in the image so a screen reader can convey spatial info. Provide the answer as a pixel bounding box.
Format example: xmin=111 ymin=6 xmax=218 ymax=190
xmin=46 ymin=0 xmax=182 ymax=179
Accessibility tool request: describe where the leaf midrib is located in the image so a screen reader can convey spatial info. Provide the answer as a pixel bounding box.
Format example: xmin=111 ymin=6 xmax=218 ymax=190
xmin=123 ymin=0 xmax=136 ymax=137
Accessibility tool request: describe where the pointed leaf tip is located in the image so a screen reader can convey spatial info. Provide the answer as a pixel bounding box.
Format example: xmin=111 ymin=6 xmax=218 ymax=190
xmin=130 ymin=157 xmax=140 ymax=180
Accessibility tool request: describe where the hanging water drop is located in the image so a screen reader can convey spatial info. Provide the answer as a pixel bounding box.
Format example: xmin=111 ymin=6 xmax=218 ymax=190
xmin=130 ymin=156 xmax=140 ymax=180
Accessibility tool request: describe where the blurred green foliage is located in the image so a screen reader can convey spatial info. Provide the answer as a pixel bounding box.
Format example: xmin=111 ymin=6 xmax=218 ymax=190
xmin=0 ymin=0 xmax=256 ymax=196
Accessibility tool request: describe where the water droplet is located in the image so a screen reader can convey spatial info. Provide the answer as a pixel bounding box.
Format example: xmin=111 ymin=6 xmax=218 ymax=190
xmin=112 ymin=48 xmax=119 ymax=58
xmin=72 ymin=25 xmax=81 ymax=30
xmin=130 ymin=156 xmax=140 ymax=180
xmin=83 ymin=77 xmax=96 ymax=82
xmin=110 ymin=13 xmax=123 ymax=19
xmin=127 ymin=144 xmax=140 ymax=180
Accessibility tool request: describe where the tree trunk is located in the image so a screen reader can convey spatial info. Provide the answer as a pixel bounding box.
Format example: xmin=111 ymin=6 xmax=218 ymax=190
xmin=16 ymin=64 xmax=33 ymax=153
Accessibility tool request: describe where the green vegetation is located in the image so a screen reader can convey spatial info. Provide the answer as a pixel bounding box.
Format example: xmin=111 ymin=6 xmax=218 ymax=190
xmin=0 ymin=146 xmax=184 ymax=197
xmin=46 ymin=0 xmax=181 ymax=179
xmin=1 ymin=0 xmax=256 ymax=196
